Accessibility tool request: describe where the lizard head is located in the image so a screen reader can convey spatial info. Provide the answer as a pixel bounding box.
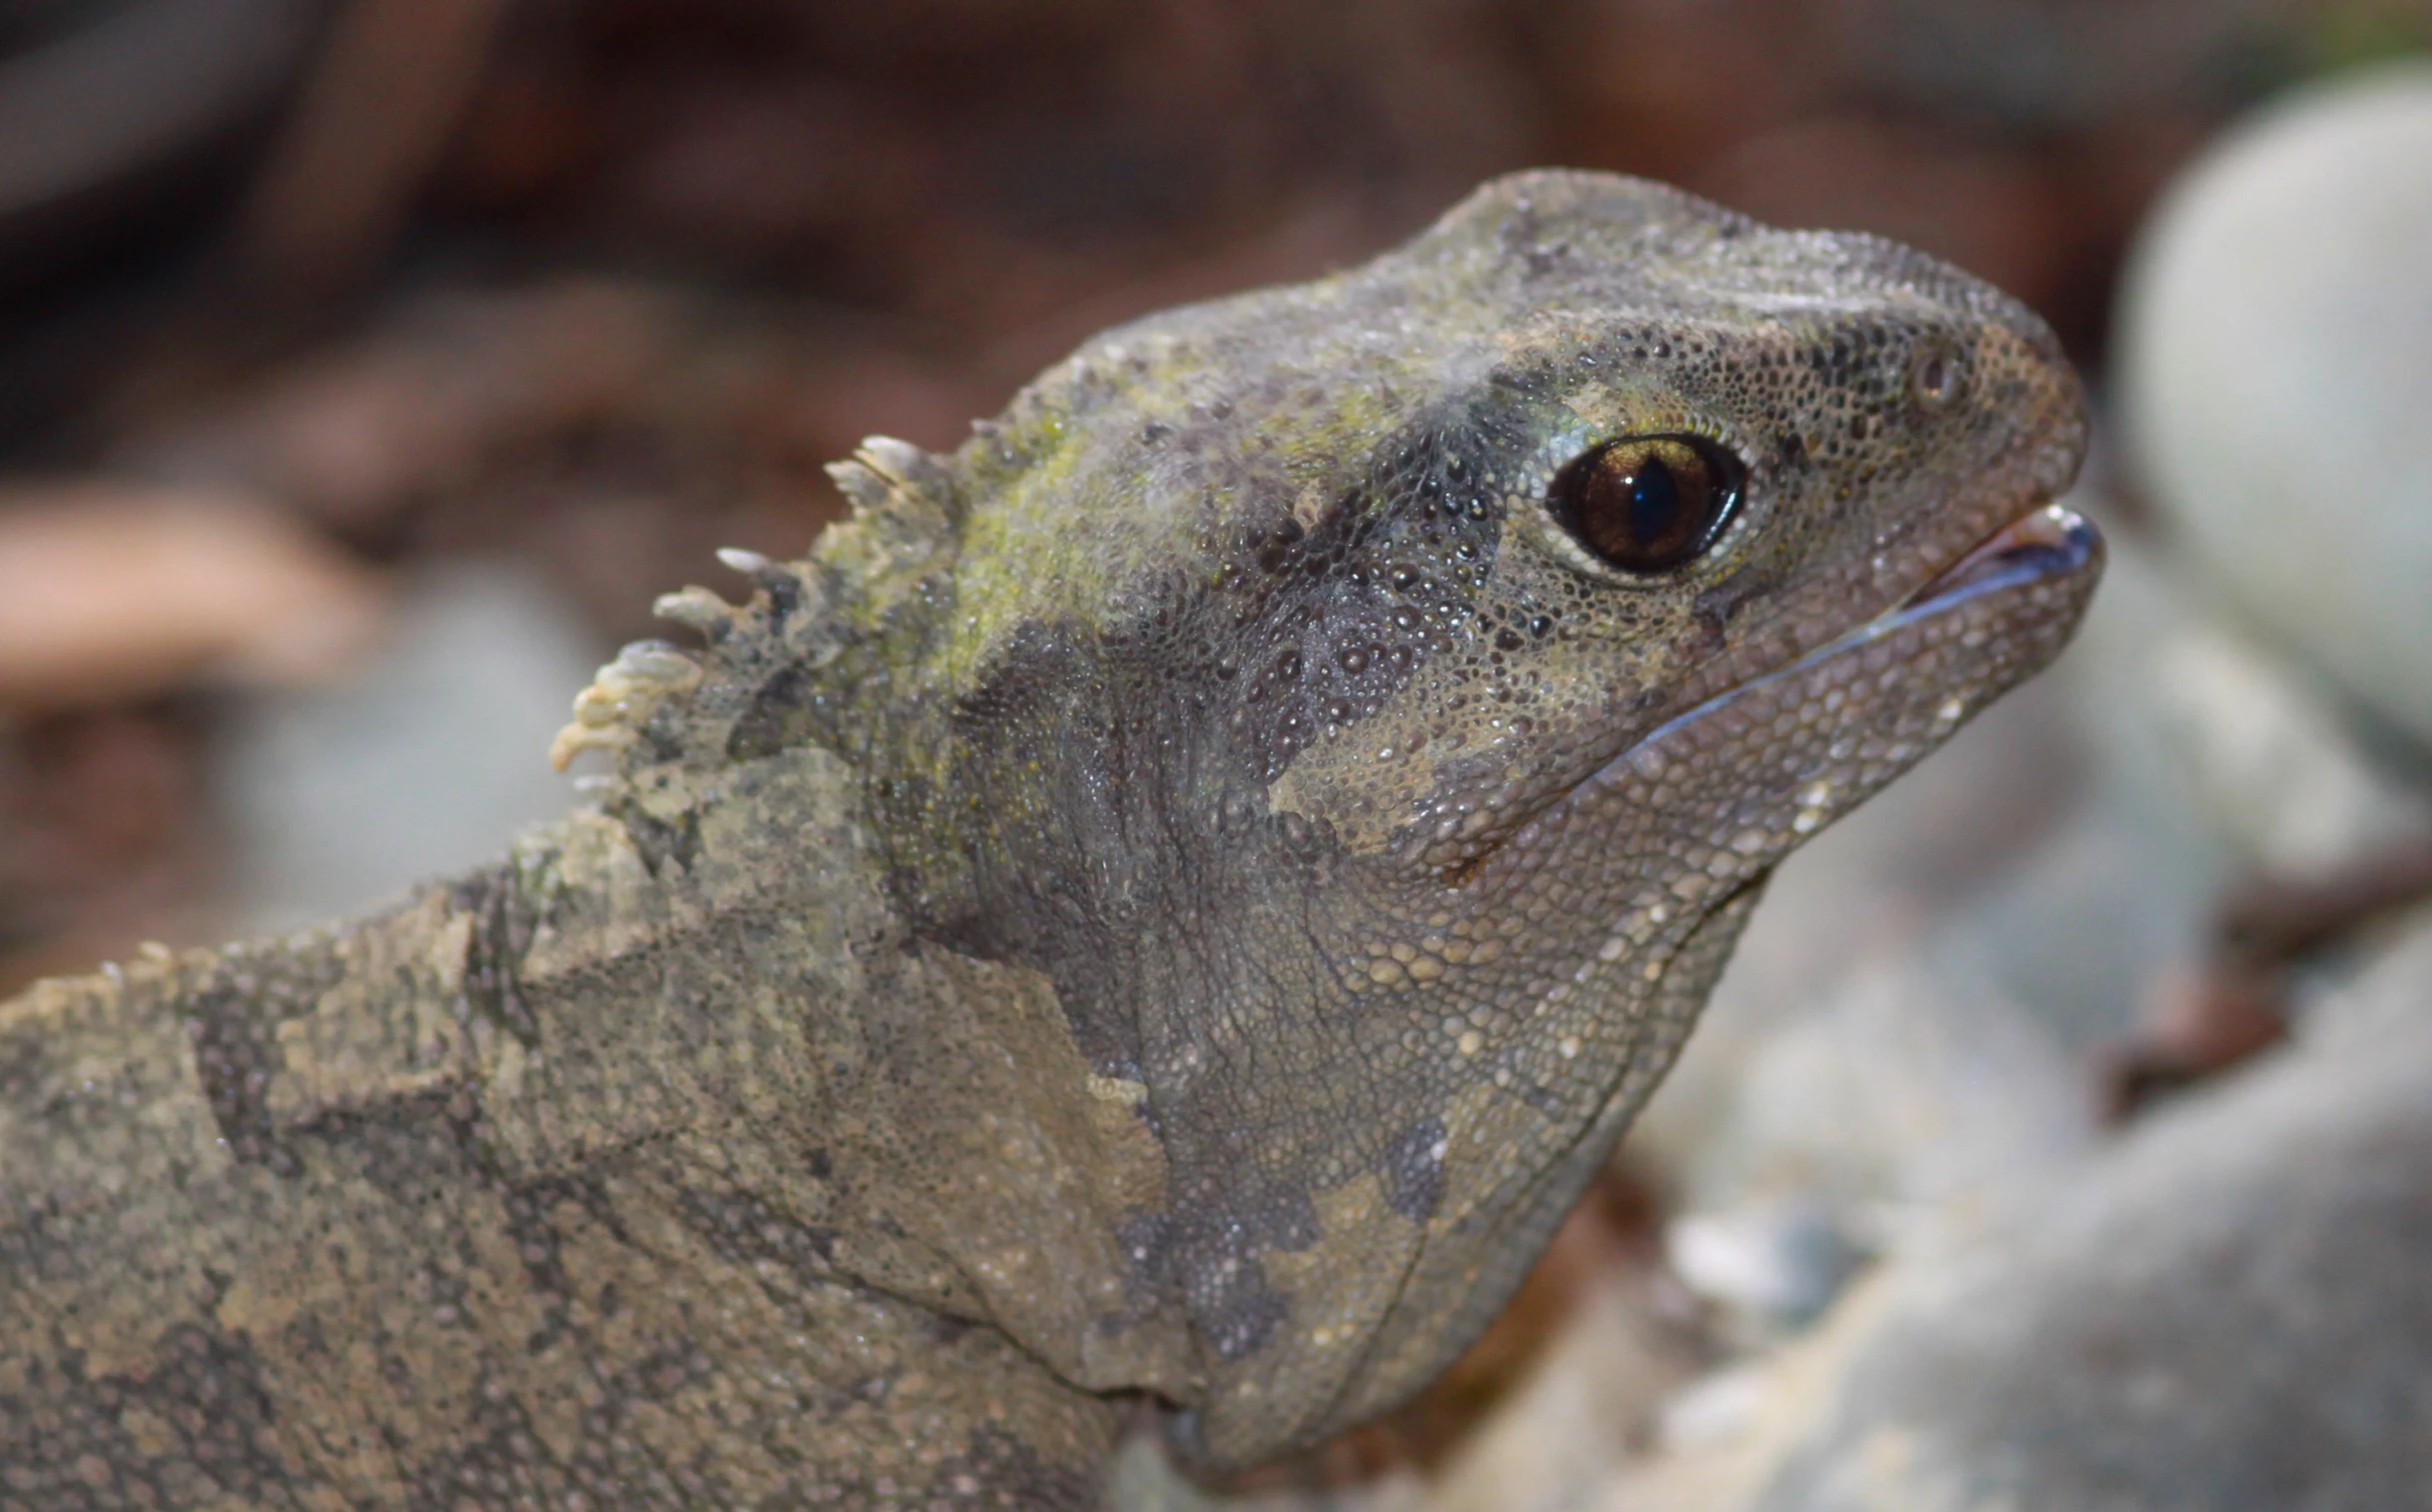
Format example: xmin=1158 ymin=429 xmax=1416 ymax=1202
xmin=620 ymin=170 xmax=2099 ymax=1468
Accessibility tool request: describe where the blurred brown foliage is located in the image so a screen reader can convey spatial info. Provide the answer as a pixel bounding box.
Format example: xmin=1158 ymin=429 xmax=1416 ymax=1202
xmin=15 ymin=0 xmax=2426 ymax=424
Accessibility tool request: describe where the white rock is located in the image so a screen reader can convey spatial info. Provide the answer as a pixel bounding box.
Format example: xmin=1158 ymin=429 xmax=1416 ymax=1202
xmin=1720 ymin=906 xmax=2432 ymax=1512
xmin=1676 ymin=954 xmax=2095 ymax=1253
xmin=215 ymin=561 xmax=604 ymax=933
xmin=2117 ymin=62 xmax=2432 ymax=749
xmin=2151 ymin=620 xmax=2432 ymax=872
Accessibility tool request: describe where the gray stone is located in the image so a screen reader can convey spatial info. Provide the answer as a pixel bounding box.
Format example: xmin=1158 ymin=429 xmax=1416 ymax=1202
xmin=1680 ymin=956 xmax=2093 ymax=1232
xmin=2149 ymin=616 xmax=2432 ymax=873
xmin=213 ymin=561 xmax=604 ymax=933
xmin=1739 ymin=912 xmax=2432 ymax=1512
xmin=1667 ymin=1197 xmax=1871 ymax=1335
xmin=2117 ymin=62 xmax=2432 ymax=752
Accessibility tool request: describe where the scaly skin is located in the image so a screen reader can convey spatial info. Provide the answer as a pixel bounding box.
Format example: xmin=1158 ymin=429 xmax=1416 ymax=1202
xmin=0 ymin=171 xmax=2098 ymax=1509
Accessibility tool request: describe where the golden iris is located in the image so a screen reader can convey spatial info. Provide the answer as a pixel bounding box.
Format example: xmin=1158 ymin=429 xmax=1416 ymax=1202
xmin=1547 ymin=436 xmax=1742 ymax=574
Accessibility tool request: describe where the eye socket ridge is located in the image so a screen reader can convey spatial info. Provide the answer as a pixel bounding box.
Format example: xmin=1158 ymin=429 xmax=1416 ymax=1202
xmin=1545 ymin=433 xmax=1745 ymax=576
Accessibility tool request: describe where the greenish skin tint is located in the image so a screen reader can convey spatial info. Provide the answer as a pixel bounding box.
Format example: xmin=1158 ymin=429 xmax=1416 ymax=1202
xmin=0 ymin=171 xmax=2098 ymax=1510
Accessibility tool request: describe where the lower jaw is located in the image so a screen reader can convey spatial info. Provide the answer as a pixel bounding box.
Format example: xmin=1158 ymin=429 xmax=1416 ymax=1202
xmin=1647 ymin=501 xmax=2097 ymax=740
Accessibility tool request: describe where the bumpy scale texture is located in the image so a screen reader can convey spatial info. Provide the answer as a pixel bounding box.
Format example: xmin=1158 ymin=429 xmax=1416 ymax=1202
xmin=0 ymin=171 xmax=2098 ymax=1510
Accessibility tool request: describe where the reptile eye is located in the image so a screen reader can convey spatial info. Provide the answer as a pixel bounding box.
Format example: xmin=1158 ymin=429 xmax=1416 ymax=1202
xmin=1546 ymin=436 xmax=1741 ymax=575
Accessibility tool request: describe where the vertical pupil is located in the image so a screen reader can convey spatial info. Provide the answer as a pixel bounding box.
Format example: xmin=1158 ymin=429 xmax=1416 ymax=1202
xmin=1551 ymin=435 xmax=1738 ymax=574
xmin=1626 ymin=457 xmax=1679 ymax=546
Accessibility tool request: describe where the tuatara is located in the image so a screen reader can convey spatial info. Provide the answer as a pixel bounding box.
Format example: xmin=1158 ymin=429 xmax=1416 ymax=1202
xmin=0 ymin=171 xmax=2098 ymax=1510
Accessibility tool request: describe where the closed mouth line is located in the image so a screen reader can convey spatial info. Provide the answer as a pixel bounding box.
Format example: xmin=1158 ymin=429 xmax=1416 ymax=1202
xmin=1897 ymin=501 xmax=2098 ymax=619
xmin=1594 ymin=500 xmax=2099 ymax=783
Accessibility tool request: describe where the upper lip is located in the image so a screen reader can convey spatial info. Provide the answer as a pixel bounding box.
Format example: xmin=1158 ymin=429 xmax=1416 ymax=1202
xmin=1894 ymin=501 xmax=2099 ymax=618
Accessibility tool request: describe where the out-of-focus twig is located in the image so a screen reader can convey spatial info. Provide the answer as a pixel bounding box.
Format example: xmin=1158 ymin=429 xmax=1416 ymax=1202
xmin=232 ymin=0 xmax=508 ymax=300
xmin=2105 ymin=835 xmax=2432 ymax=1119
xmin=2214 ymin=841 xmax=2432 ymax=965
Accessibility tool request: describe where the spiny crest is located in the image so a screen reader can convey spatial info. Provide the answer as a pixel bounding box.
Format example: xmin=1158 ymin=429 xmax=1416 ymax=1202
xmin=548 ymin=436 xmax=963 ymax=805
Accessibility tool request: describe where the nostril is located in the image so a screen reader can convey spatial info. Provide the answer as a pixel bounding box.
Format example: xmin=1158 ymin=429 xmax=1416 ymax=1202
xmin=1907 ymin=338 xmax=1962 ymax=411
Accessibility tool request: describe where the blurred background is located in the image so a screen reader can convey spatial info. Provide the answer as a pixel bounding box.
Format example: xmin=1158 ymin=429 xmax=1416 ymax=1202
xmin=2 ymin=2 xmax=2430 ymax=1507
